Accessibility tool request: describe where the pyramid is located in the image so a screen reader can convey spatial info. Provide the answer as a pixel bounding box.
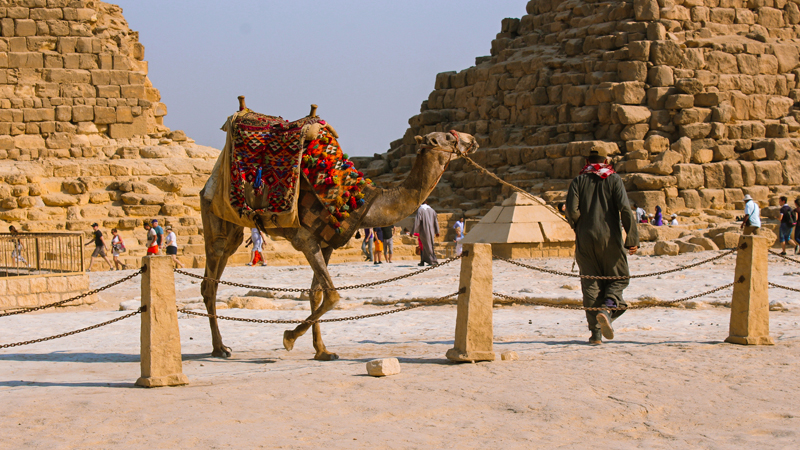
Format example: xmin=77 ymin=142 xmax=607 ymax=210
xmin=359 ymin=0 xmax=800 ymax=232
xmin=0 ymin=1 xmax=225 ymax=268
xmin=463 ymin=191 xmax=573 ymax=258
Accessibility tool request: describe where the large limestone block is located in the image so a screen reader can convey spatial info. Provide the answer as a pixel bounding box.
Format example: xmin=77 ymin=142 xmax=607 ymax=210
xmin=634 ymin=0 xmax=660 ymax=20
xmin=753 ymin=161 xmax=783 ymax=185
xmin=712 ymin=232 xmax=740 ymax=249
xmin=630 ymin=174 xmax=676 ymax=190
xmin=650 ymin=41 xmax=685 ymax=67
xmin=41 ymin=192 xmax=78 ymax=206
xmin=689 ymin=236 xmax=719 ymax=251
xmin=627 ymin=190 xmax=666 ymax=213
xmin=614 ymin=105 xmax=651 ymax=124
xmin=654 ymin=240 xmax=679 ymax=256
xmin=678 ymin=241 xmax=704 ymax=254
xmin=674 ymin=164 xmax=704 ymax=189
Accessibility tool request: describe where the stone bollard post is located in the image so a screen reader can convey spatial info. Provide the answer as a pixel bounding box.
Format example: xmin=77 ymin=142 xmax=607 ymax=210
xmin=725 ymin=235 xmax=774 ymax=345
xmin=446 ymin=243 xmax=495 ymax=362
xmin=135 ymin=256 xmax=189 ymax=387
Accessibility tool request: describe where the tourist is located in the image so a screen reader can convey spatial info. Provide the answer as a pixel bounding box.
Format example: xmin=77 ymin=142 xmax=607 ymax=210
xmin=151 ymin=219 xmax=164 ymax=252
xmin=653 ymin=205 xmax=664 ymax=226
xmin=741 ymin=194 xmax=761 ymax=235
xmin=84 ymin=223 xmax=114 ymax=272
xmin=373 ymin=227 xmax=384 ymax=264
xmin=565 ymin=146 xmax=639 ymax=345
xmin=454 ymin=225 xmax=464 ymax=256
xmin=164 ymin=225 xmax=184 ymax=268
xmin=110 ymin=228 xmax=128 ymax=270
xmin=361 ymin=228 xmax=373 ymax=262
xmin=557 ymin=203 xmax=566 ymax=217
xmin=8 ymin=225 xmax=29 ymax=269
xmin=454 ymin=215 xmax=466 ymax=233
xmin=778 ymin=196 xmax=796 ymax=256
xmin=144 ymin=222 xmax=159 ymax=255
xmin=795 ymin=197 xmax=800 ymax=254
xmin=412 ymin=201 xmax=440 ymax=266
xmin=380 ymin=225 xmax=394 ymax=263
xmin=634 ymin=203 xmax=647 ymax=224
xmin=669 ymin=214 xmax=679 ymax=226
xmin=245 ymin=227 xmax=267 ymax=266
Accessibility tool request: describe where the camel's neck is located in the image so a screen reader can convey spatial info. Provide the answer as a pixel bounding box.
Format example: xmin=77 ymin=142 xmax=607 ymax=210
xmin=359 ymin=150 xmax=447 ymax=228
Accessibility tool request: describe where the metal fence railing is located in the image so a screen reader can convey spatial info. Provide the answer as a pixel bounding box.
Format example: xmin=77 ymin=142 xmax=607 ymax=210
xmin=0 ymin=232 xmax=84 ymax=277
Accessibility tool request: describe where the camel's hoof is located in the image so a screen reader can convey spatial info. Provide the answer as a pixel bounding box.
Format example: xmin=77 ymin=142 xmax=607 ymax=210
xmin=314 ymin=351 xmax=339 ymax=361
xmin=283 ymin=330 xmax=295 ymax=352
xmin=211 ymin=346 xmax=232 ymax=358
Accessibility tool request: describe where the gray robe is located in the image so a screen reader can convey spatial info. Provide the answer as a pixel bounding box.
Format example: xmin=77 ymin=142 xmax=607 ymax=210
xmin=566 ymin=172 xmax=639 ymax=331
xmin=412 ymin=205 xmax=439 ymax=264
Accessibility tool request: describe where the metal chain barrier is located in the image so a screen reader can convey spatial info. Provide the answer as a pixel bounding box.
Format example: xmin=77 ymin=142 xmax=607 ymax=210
xmin=460 ymin=154 xmax=569 ymax=224
xmin=495 ymin=249 xmax=736 ymax=281
xmin=769 ymin=281 xmax=800 ymax=293
xmin=178 ymin=289 xmax=463 ymax=324
xmin=768 ymin=249 xmax=800 ymax=265
xmin=0 ymin=268 xmax=145 ymax=318
xmin=493 ymin=282 xmax=734 ymax=311
xmin=0 ymin=307 xmax=144 ymax=349
xmin=173 ymin=253 xmax=464 ymax=293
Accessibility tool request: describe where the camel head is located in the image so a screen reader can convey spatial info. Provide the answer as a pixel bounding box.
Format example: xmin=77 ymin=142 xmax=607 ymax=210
xmin=414 ymin=130 xmax=478 ymax=167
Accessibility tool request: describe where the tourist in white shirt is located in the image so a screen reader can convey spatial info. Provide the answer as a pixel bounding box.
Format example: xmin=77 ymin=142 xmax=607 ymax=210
xmin=741 ymin=194 xmax=761 ymax=235
xmin=164 ymin=225 xmax=184 ymax=268
xmin=669 ymin=214 xmax=679 ymax=226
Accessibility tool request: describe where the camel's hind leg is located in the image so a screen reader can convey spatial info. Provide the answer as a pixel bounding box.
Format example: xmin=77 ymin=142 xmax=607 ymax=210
xmin=283 ymin=229 xmax=340 ymax=360
xmin=200 ymin=195 xmax=244 ymax=358
xmin=308 ymin=246 xmax=336 ymax=360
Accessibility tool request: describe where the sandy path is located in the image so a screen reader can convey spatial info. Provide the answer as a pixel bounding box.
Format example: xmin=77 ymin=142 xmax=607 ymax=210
xmin=1 ymin=252 xmax=799 ymax=448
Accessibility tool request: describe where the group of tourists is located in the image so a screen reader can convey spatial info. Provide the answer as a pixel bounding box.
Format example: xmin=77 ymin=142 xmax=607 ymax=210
xmin=83 ymin=220 xmax=183 ymax=271
xmin=360 ymin=225 xmax=395 ymax=264
xmin=633 ymin=204 xmax=679 ymax=226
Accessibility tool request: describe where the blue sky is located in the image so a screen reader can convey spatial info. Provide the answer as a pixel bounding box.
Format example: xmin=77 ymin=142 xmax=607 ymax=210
xmin=117 ymin=0 xmax=524 ymax=156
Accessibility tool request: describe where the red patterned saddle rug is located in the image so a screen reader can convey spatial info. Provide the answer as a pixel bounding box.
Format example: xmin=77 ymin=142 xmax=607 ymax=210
xmin=230 ymin=111 xmax=320 ymax=224
xmin=225 ymin=109 xmax=374 ymax=246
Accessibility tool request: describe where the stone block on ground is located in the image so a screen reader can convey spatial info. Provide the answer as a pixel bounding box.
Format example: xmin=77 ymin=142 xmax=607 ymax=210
xmin=366 ymin=358 xmax=401 ymax=377
xmin=501 ymin=351 xmax=519 ymax=361
xmin=654 ymin=240 xmax=680 ymax=256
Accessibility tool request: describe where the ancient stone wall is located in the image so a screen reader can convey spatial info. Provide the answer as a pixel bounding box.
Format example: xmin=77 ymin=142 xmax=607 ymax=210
xmin=360 ymin=0 xmax=800 ymax=224
xmin=0 ymin=0 xmax=224 ymax=267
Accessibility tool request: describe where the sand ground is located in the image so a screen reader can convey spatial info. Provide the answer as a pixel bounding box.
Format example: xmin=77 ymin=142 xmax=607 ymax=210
xmin=1 ymin=252 xmax=799 ymax=449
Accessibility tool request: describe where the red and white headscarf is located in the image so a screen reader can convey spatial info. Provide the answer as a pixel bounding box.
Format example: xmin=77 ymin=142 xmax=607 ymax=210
xmin=579 ymin=163 xmax=616 ymax=179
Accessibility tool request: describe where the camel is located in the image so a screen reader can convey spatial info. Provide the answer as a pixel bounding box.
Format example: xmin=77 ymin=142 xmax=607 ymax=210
xmin=199 ymin=101 xmax=477 ymax=360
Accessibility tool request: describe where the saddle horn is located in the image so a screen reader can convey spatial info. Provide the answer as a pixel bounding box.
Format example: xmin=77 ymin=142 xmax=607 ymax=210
xmin=309 ymin=104 xmax=318 ymax=117
xmin=238 ymin=95 xmax=246 ymax=111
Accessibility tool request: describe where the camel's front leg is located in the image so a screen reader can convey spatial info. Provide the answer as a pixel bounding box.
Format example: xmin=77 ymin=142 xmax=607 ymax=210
xmin=283 ymin=231 xmax=340 ymax=360
xmin=200 ymin=195 xmax=244 ymax=358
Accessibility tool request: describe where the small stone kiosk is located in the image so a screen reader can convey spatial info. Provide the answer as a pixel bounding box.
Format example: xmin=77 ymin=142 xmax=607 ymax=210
xmin=462 ymin=192 xmax=574 ymax=258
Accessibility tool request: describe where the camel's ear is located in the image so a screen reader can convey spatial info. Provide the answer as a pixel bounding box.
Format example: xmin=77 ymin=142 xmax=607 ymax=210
xmin=414 ymin=135 xmax=423 ymax=144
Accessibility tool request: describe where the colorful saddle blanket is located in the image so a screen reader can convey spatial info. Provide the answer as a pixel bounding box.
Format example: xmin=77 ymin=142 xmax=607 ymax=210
xmin=229 ymin=110 xmax=373 ymax=234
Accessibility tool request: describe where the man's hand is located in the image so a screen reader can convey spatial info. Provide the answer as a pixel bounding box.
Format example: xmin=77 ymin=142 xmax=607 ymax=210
xmin=435 ymin=233 xmax=439 ymax=237
xmin=628 ymin=246 xmax=638 ymax=255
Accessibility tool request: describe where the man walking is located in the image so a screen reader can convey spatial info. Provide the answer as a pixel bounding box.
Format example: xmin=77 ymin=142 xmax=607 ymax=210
xmin=84 ymin=223 xmax=114 ymax=272
xmin=412 ymin=202 xmax=440 ymax=266
xmin=778 ymin=196 xmax=796 ymax=256
xmin=741 ymin=194 xmax=761 ymax=235
xmin=380 ymin=225 xmax=394 ymax=263
xmin=151 ymin=219 xmax=164 ymax=252
xmin=566 ymin=147 xmax=639 ymax=345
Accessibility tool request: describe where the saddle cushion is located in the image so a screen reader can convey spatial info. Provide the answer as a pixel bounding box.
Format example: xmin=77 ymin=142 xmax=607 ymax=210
xmin=229 ymin=111 xmax=321 ymax=222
